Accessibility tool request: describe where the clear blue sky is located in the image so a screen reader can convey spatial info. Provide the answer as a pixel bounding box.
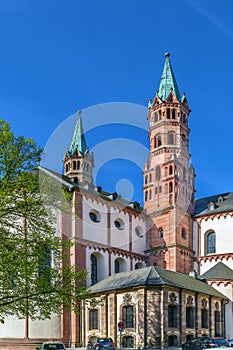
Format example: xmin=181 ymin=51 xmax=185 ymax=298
xmin=0 ymin=0 xmax=233 ymax=204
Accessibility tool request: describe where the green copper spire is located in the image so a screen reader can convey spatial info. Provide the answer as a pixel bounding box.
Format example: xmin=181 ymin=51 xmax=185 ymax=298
xmin=158 ymin=52 xmax=181 ymax=101
xmin=69 ymin=110 xmax=88 ymax=156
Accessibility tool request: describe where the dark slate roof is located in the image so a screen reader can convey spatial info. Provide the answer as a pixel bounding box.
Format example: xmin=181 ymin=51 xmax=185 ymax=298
xmin=200 ymin=262 xmax=233 ymax=281
xmin=90 ymin=266 xmax=226 ymax=299
xmin=194 ymin=192 xmax=233 ymax=217
xmin=38 ymin=166 xmax=143 ymax=213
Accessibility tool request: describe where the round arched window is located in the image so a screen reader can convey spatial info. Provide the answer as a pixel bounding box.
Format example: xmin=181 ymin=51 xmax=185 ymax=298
xmin=114 ymin=218 xmax=125 ymax=230
xmin=89 ymin=210 xmax=101 ymax=223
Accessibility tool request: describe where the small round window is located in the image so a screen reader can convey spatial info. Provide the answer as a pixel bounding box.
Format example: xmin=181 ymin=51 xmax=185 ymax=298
xmin=114 ymin=218 xmax=124 ymax=230
xmin=89 ymin=210 xmax=101 ymax=223
xmin=135 ymin=226 xmax=143 ymax=237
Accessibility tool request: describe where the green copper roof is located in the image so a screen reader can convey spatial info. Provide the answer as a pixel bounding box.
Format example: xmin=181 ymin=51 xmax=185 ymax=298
xmin=69 ymin=111 xmax=88 ymax=156
xmin=158 ymin=52 xmax=181 ymax=101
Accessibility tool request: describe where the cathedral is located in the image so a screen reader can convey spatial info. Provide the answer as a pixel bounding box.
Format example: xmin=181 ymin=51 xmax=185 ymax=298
xmin=1 ymin=53 xmax=233 ymax=350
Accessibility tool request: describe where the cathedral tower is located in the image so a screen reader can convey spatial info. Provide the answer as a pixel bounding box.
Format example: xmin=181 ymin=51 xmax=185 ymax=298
xmin=144 ymin=53 xmax=195 ymax=273
xmin=63 ymin=110 xmax=94 ymax=183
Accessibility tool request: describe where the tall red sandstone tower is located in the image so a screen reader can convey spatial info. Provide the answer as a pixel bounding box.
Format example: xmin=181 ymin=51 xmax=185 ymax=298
xmin=144 ymin=53 xmax=195 ymax=274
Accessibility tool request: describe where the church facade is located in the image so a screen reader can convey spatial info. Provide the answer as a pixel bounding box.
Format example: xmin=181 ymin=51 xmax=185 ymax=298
xmin=0 ymin=53 xmax=233 ymax=349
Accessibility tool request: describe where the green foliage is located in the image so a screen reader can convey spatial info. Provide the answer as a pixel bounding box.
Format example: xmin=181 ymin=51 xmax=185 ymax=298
xmin=0 ymin=120 xmax=89 ymax=320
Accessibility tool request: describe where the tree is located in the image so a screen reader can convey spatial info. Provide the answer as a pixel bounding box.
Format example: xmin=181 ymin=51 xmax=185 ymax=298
xmin=0 ymin=119 xmax=89 ymax=322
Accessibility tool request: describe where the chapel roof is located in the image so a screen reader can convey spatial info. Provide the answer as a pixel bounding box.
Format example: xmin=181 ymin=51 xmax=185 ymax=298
xmin=90 ymin=266 xmax=226 ymax=299
xmin=199 ymin=262 xmax=233 ymax=281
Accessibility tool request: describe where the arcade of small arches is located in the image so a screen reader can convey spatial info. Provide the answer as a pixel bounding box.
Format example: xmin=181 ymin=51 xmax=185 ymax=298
xmin=152 ymin=132 xmax=188 ymax=149
xmin=153 ymin=107 xmax=188 ymax=125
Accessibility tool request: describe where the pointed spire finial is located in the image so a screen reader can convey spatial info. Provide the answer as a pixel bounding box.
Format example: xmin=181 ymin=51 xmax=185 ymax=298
xmin=157 ymin=52 xmax=181 ymax=101
xmin=69 ymin=110 xmax=88 ymax=156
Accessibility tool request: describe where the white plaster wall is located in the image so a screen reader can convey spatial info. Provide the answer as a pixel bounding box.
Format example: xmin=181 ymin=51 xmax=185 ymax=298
xmin=200 ymin=215 xmax=233 ymax=256
xmin=193 ymin=220 xmax=198 ymax=258
xmin=0 ymin=317 xmax=24 ymax=338
xmin=131 ymin=217 xmax=146 ymax=255
xmin=82 ymin=197 xmax=108 ymax=245
xmin=29 ymin=313 xmax=61 ymax=338
xmin=110 ymin=208 xmax=130 ymax=250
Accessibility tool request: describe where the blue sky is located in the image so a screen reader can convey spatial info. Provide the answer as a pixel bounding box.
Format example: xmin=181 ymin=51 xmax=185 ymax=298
xmin=0 ymin=0 xmax=233 ymax=204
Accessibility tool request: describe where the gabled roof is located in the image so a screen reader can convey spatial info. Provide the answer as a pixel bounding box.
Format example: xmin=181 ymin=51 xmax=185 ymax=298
xmin=157 ymin=52 xmax=181 ymax=101
xmin=69 ymin=111 xmax=88 ymax=156
xmin=200 ymin=262 xmax=233 ymax=281
xmin=194 ymin=192 xmax=233 ymax=217
xmin=90 ymin=266 xmax=226 ymax=298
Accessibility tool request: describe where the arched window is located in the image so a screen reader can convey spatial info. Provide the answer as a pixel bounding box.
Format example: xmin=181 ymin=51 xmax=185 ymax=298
xmin=115 ymin=258 xmax=127 ymax=273
xmin=154 ymin=112 xmax=158 ymax=123
xmin=157 ymin=135 xmax=162 ymax=146
xmin=122 ymin=305 xmax=134 ymax=328
xmin=158 ymin=228 xmax=163 ymax=239
xmin=168 ymin=305 xmax=177 ymax=328
xmin=77 ymin=160 xmax=80 ymax=170
xmin=201 ymin=309 xmax=208 ymax=328
xmin=73 ymin=161 xmax=76 ymax=170
xmin=206 ymin=231 xmax=216 ymax=254
xmin=186 ymin=307 xmax=194 ymax=328
xmin=145 ymin=175 xmax=148 ymax=184
xmin=169 ymin=182 xmax=173 ymax=193
xmin=148 ymin=189 xmax=152 ymax=200
xmin=135 ymin=262 xmax=143 ymax=269
xmin=122 ymin=336 xmax=134 ymax=348
xmin=169 ymin=194 xmax=173 ymax=206
xmin=154 ymin=134 xmax=162 ymax=148
xmin=168 ymin=131 xmax=175 ymax=145
xmin=115 ymin=259 xmax=119 ymax=273
xmin=145 ymin=191 xmax=148 ymax=201
xmin=215 ymin=311 xmax=221 ymax=337
xmin=172 ymin=108 xmax=176 ymax=119
xmin=167 ymin=108 xmax=171 ymax=119
xmin=89 ymin=309 xmax=98 ymax=330
xmin=169 ymin=165 xmax=173 ymax=175
xmin=183 ymin=167 xmax=186 ymax=181
xmin=91 ymin=255 xmax=97 ymax=285
xmin=155 ymin=166 xmax=161 ymax=180
xmin=182 ymin=228 xmax=186 ymax=239
xmin=38 ymin=246 xmax=51 ymax=286
xmin=149 ymin=173 xmax=152 ymax=182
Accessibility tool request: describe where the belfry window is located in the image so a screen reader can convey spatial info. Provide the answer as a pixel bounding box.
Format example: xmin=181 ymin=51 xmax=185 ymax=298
xmin=167 ymin=108 xmax=171 ymax=119
xmin=168 ymin=131 xmax=175 ymax=145
xmin=169 ymin=165 xmax=173 ymax=175
xmin=159 ymin=228 xmax=163 ymax=239
xmin=169 ymin=182 xmax=173 ymax=193
xmin=172 ymin=108 xmax=176 ymax=119
xmin=145 ymin=175 xmax=148 ymax=184
xmin=145 ymin=191 xmax=148 ymax=201
xmin=155 ymin=166 xmax=161 ymax=180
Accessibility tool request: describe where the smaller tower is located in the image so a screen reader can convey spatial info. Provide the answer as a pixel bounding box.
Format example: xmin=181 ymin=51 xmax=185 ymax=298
xmin=63 ymin=110 xmax=94 ymax=184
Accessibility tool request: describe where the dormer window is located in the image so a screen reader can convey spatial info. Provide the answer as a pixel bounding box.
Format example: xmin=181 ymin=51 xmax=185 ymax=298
xmin=207 ymin=202 xmax=215 ymax=211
